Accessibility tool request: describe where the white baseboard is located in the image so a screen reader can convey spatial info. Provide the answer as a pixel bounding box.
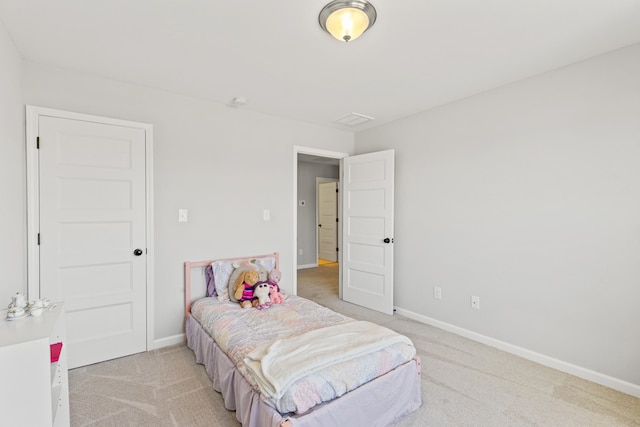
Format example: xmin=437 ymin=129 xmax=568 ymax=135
xmin=394 ymin=307 xmax=640 ymax=399
xmin=152 ymin=333 xmax=185 ymax=350
xmin=297 ymin=263 xmax=318 ymax=269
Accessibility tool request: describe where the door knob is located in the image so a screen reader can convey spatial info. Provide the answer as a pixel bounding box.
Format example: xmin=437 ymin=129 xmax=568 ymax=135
xmin=383 ymin=238 xmax=392 ymax=243
xmin=133 ymin=248 xmax=143 ymax=256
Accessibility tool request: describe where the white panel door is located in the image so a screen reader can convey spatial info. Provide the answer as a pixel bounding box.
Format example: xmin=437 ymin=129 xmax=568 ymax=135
xmin=342 ymin=150 xmax=395 ymax=315
xmin=318 ymin=181 xmax=338 ymax=262
xmin=38 ymin=115 xmax=147 ymax=368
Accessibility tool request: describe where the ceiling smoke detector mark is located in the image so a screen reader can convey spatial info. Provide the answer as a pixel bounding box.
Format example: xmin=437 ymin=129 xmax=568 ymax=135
xmin=333 ymin=112 xmax=375 ymax=127
xmin=229 ymin=97 xmax=248 ymax=108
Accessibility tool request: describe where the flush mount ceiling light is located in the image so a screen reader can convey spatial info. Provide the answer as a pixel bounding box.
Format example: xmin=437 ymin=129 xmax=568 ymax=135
xmin=319 ymin=0 xmax=377 ymax=42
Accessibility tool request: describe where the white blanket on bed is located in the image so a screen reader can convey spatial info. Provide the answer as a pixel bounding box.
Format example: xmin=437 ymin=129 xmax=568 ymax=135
xmin=243 ymin=320 xmax=414 ymax=400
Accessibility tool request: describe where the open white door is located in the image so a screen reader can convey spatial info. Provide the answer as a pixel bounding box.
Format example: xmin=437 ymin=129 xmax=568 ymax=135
xmin=342 ymin=150 xmax=394 ymax=315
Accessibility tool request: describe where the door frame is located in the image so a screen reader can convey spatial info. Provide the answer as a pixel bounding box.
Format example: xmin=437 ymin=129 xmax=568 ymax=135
xmin=25 ymin=105 xmax=156 ymax=351
xmin=293 ymin=146 xmax=348 ymax=297
xmin=316 ymin=178 xmax=339 ymax=264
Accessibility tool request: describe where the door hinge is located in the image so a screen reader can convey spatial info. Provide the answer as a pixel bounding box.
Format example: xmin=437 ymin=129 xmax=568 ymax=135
xmin=336 ymin=188 xmax=338 ymax=193
xmin=37 ymin=233 xmax=40 ymax=245
xmin=336 ymin=247 xmax=339 ymax=252
xmin=336 ymin=218 xmax=339 ymax=222
xmin=36 ymin=136 xmax=40 ymax=149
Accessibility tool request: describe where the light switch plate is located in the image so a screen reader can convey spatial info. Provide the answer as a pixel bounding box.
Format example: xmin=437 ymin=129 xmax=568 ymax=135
xmin=263 ymin=209 xmax=270 ymax=221
xmin=178 ymin=209 xmax=188 ymax=222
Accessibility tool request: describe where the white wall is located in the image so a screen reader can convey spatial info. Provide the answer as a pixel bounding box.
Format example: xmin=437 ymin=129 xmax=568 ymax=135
xmin=22 ymin=62 xmax=354 ymax=342
xmin=297 ymin=161 xmax=339 ymax=267
xmin=0 ymin=19 xmax=25 ymax=304
xmin=355 ymin=44 xmax=640 ymax=391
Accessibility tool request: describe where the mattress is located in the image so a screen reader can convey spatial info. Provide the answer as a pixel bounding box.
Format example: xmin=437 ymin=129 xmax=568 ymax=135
xmin=186 ymin=314 xmax=422 ymax=427
xmin=190 ymin=294 xmax=417 ymax=415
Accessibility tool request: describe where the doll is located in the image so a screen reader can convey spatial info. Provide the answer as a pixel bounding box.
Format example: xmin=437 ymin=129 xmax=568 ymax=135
xmin=253 ymin=282 xmax=272 ymax=310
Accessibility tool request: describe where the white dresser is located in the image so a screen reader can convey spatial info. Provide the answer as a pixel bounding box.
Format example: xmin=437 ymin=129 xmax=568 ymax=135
xmin=0 ymin=302 xmax=70 ymax=426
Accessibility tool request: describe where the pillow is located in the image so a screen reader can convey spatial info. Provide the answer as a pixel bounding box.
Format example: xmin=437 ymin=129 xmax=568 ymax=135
xmin=211 ymin=260 xmax=236 ymax=301
xmin=205 ymin=265 xmax=216 ymax=297
xmin=256 ymin=257 xmax=277 ymax=281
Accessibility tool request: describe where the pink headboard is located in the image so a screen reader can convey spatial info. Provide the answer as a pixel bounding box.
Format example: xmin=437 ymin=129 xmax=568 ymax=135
xmin=184 ymin=252 xmax=280 ymax=318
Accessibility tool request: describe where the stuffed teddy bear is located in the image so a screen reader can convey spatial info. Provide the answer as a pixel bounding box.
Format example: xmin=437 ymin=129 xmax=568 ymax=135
xmin=267 ymin=269 xmax=285 ymax=304
xmin=233 ymin=270 xmax=260 ymax=308
xmin=228 ymin=261 xmax=258 ymax=303
xmin=269 ymin=268 xmax=281 ymax=283
xmin=253 ymin=282 xmax=272 ymax=310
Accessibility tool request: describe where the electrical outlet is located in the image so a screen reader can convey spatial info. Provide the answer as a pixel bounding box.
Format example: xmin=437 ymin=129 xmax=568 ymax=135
xmin=433 ymin=286 xmax=442 ymax=300
xmin=471 ymin=296 xmax=480 ymax=310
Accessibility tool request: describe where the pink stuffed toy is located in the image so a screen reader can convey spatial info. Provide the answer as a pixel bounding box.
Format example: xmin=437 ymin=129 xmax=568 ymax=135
xmin=268 ymin=269 xmax=285 ymax=304
xmin=269 ymin=284 xmax=285 ymax=304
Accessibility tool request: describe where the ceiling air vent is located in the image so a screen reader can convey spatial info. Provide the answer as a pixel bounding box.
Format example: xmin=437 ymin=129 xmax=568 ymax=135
xmin=333 ymin=112 xmax=375 ymax=127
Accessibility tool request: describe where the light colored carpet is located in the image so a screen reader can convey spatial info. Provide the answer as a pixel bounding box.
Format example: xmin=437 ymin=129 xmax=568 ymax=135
xmin=69 ymin=264 xmax=640 ymax=426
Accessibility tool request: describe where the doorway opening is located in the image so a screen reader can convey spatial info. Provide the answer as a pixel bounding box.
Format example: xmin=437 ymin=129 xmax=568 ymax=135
xmin=293 ymin=146 xmax=396 ymax=315
xmin=293 ymin=147 xmax=347 ymax=300
xmin=26 ymin=106 xmax=154 ymax=368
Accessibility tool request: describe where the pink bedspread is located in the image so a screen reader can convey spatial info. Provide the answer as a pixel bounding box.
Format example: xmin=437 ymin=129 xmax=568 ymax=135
xmin=190 ymin=295 xmax=416 ymax=414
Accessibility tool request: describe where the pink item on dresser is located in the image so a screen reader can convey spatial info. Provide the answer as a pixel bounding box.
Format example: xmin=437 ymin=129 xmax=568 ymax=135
xmin=50 ymin=342 xmax=63 ymax=363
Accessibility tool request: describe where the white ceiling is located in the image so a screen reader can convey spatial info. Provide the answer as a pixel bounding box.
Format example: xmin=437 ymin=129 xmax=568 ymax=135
xmin=1 ymin=0 xmax=640 ymax=131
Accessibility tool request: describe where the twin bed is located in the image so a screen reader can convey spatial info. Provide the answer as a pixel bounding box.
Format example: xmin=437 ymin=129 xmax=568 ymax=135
xmin=184 ymin=253 xmax=422 ymax=426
